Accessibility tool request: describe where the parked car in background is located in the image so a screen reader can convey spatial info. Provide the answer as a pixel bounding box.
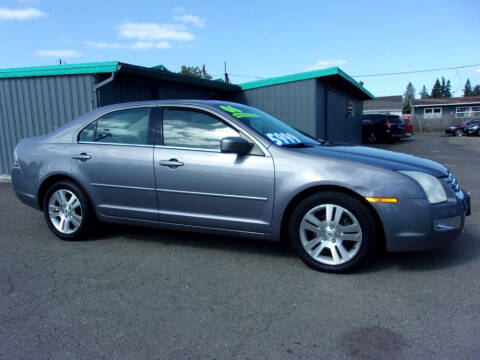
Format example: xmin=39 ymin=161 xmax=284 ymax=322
xmin=405 ymin=123 xmax=414 ymax=137
xmin=464 ymin=123 xmax=480 ymax=136
xmin=445 ymin=118 xmax=480 ymax=136
xmin=12 ymin=100 xmax=470 ymax=273
xmin=362 ymin=114 xmax=406 ymax=143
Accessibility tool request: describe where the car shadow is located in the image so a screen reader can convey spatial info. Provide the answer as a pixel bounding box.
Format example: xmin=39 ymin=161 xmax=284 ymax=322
xmin=89 ymin=222 xmax=297 ymax=260
xmin=88 ymin=223 xmax=479 ymax=273
xmin=358 ymin=228 xmax=479 ymax=273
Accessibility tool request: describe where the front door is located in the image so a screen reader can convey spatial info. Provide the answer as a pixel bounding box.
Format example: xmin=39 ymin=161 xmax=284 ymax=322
xmin=153 ymin=107 xmax=275 ymax=234
xmin=70 ymin=106 xmax=157 ymax=221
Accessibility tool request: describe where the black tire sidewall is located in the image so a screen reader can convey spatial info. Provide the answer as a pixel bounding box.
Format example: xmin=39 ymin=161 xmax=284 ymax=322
xmin=43 ymin=181 xmax=92 ymax=240
xmin=289 ymin=192 xmax=377 ymax=273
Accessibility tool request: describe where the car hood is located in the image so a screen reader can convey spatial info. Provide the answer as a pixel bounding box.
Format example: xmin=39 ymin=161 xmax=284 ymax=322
xmin=296 ymin=145 xmax=449 ymax=177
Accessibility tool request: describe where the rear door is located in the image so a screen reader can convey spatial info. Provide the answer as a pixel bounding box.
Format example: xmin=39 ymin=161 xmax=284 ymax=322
xmin=153 ymin=106 xmax=275 ymax=234
xmin=71 ymin=106 xmax=157 ymax=221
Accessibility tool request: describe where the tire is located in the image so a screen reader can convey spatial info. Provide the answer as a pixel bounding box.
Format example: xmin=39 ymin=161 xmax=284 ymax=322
xmin=454 ymin=129 xmax=463 ymax=137
xmin=43 ymin=180 xmax=95 ymax=240
xmin=367 ymin=132 xmax=377 ymax=144
xmin=289 ymin=192 xmax=377 ymax=273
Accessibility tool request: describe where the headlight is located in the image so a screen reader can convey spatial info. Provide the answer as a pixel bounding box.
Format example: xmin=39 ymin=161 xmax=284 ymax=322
xmin=399 ymin=171 xmax=447 ymax=204
xmin=473 ymin=126 xmax=479 ymax=130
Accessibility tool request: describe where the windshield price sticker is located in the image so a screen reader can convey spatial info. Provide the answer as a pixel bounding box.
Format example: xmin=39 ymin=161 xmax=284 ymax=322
xmin=219 ymin=105 xmax=260 ymax=119
xmin=265 ymin=132 xmax=301 ymax=146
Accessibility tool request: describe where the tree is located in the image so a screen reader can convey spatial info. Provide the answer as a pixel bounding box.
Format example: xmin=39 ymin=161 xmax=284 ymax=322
xmin=431 ymin=79 xmax=443 ymax=98
xmin=402 ymin=82 xmax=416 ymax=113
xmin=464 ymin=79 xmax=473 ymax=96
xmin=473 ymin=85 xmax=480 ymax=96
xmin=444 ymin=79 xmax=452 ymax=98
xmin=419 ymin=85 xmax=429 ymax=99
xmin=179 ymin=65 xmax=212 ymax=80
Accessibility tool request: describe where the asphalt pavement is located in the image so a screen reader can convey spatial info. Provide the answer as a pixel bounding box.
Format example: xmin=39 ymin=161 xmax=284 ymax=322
xmin=1 ymin=134 xmax=479 ymax=360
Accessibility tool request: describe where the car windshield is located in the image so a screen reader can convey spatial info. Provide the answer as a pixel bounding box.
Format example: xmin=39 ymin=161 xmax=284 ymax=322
xmin=216 ymin=103 xmax=321 ymax=147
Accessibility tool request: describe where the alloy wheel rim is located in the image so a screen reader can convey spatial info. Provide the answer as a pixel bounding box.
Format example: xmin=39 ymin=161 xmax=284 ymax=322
xmin=299 ymin=204 xmax=363 ymax=266
xmin=48 ymin=189 xmax=82 ymax=234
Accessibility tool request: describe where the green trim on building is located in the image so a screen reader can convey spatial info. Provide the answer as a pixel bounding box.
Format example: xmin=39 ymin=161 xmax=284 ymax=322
xmin=239 ymin=67 xmax=374 ymax=99
xmin=0 ymin=61 xmax=119 ymax=79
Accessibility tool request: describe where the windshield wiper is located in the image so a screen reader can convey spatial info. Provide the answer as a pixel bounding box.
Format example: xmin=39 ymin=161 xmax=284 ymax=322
xmin=282 ymin=143 xmax=316 ymax=148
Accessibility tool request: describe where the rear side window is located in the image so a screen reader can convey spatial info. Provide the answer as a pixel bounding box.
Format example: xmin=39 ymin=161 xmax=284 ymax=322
xmin=162 ymin=109 xmax=238 ymax=150
xmin=78 ymin=107 xmax=152 ymax=145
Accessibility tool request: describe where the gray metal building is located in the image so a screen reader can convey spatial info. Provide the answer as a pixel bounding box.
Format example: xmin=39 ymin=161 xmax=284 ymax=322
xmin=0 ymin=62 xmax=373 ymax=175
xmin=234 ymin=67 xmax=373 ymax=144
xmin=0 ymin=61 xmax=239 ymax=175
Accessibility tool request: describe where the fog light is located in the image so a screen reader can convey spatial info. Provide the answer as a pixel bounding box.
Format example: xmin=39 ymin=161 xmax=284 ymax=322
xmin=434 ymin=216 xmax=462 ymax=231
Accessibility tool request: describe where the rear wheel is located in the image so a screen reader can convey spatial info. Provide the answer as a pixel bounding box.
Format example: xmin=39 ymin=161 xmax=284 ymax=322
xmin=43 ymin=181 xmax=95 ymax=240
xmin=289 ymin=192 xmax=377 ymax=273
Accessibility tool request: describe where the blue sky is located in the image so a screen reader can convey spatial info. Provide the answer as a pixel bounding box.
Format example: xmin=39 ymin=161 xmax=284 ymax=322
xmin=0 ymin=0 xmax=479 ymax=97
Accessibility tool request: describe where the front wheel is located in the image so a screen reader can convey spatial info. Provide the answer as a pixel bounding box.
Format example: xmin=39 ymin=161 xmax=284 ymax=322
xmin=454 ymin=129 xmax=463 ymax=137
xmin=289 ymin=192 xmax=377 ymax=273
xmin=43 ymin=181 xmax=95 ymax=240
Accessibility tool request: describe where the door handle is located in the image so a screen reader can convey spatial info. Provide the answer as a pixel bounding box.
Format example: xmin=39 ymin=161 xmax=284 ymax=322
xmin=159 ymin=159 xmax=184 ymax=168
xmin=72 ymin=153 xmax=91 ymax=160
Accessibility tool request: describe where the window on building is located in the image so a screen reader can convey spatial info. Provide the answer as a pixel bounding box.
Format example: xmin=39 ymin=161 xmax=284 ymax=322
xmin=456 ymin=106 xmax=480 ymax=118
xmin=162 ymin=109 xmax=239 ymax=151
xmin=424 ymin=107 xmax=442 ymax=119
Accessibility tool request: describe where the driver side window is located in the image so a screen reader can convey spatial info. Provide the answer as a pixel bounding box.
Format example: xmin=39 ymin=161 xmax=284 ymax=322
xmin=162 ymin=109 xmax=239 ymax=151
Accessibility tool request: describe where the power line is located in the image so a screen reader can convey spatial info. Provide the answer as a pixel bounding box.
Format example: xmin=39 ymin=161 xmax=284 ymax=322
xmin=212 ymin=63 xmax=480 ymax=81
xmin=352 ymin=63 xmax=480 ymax=78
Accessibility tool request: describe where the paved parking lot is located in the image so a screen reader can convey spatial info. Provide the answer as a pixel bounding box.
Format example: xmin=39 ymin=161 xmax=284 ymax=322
xmin=1 ymin=134 xmax=479 ymax=360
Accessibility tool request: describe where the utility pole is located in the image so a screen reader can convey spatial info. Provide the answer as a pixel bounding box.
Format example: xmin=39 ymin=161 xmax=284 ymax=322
xmin=224 ymin=61 xmax=229 ymax=84
xmin=202 ymin=64 xmax=206 ymax=79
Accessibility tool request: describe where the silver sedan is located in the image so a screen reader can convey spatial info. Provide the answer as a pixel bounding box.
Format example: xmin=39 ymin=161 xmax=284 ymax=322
xmin=12 ymin=100 xmax=471 ymax=272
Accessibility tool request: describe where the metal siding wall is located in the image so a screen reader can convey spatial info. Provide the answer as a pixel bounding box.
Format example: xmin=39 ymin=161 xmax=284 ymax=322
xmin=0 ymin=74 xmax=95 ymax=175
xmin=325 ymin=86 xmax=362 ymax=144
xmin=236 ymin=79 xmax=318 ymax=137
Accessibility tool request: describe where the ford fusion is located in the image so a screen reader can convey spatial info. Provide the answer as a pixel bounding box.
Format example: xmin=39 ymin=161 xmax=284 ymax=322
xmin=12 ymin=101 xmax=471 ymax=272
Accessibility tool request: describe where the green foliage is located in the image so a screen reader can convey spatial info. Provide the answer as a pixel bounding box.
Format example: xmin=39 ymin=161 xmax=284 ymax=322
xmin=179 ymin=65 xmax=212 ymax=80
xmin=473 ymin=85 xmax=480 ymax=96
xmin=430 ymin=77 xmax=452 ymax=98
xmin=402 ymin=82 xmax=416 ymax=113
xmin=419 ymin=85 xmax=429 ymax=99
xmin=464 ymin=79 xmax=473 ymax=96
xmin=431 ymin=79 xmax=442 ymax=98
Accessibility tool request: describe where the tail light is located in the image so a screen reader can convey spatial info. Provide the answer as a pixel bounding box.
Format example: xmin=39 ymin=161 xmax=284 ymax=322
xmin=384 ymin=121 xmax=391 ymax=129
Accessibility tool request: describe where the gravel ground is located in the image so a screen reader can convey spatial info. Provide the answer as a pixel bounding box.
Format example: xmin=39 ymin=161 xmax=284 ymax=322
xmin=0 ymin=134 xmax=479 ymax=360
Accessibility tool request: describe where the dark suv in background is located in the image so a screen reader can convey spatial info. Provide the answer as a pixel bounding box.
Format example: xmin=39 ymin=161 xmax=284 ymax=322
xmin=362 ymin=114 xmax=406 ymax=143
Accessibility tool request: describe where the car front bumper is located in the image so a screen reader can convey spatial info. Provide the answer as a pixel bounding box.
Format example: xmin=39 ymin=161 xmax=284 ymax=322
xmin=373 ymin=189 xmax=470 ymax=252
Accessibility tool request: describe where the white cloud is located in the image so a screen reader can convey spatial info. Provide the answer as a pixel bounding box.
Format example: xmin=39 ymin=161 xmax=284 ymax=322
xmin=34 ymin=49 xmax=82 ymax=57
xmin=306 ymin=59 xmax=347 ymax=71
xmin=475 ymin=67 xmax=480 ymax=74
xmin=85 ymin=40 xmax=171 ymax=50
xmin=0 ymin=6 xmax=46 ymax=20
xmin=118 ymin=22 xmax=195 ymax=41
xmin=173 ymin=14 xmax=205 ymax=28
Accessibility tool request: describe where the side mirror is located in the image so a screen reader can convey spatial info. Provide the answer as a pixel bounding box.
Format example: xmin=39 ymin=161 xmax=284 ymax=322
xmin=220 ymin=137 xmax=253 ymax=155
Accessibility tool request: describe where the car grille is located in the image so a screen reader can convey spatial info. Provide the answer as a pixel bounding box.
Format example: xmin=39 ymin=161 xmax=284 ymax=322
xmin=443 ymin=172 xmax=460 ymax=192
